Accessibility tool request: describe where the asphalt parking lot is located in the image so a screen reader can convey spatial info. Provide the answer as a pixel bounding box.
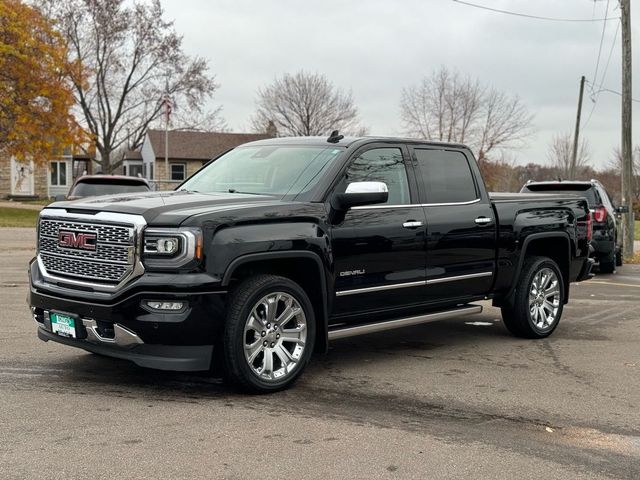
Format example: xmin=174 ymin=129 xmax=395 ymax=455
xmin=0 ymin=227 xmax=638 ymax=479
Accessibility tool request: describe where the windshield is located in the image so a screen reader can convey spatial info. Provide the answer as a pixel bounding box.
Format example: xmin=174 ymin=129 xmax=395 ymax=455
xmin=180 ymin=145 xmax=343 ymax=198
xmin=70 ymin=180 xmax=150 ymax=197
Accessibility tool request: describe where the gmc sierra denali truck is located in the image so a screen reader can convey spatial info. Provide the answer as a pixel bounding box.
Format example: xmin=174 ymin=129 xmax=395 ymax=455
xmin=29 ymin=134 xmax=594 ymax=393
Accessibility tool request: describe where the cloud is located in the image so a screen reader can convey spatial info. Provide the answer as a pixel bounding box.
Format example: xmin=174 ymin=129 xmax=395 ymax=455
xmin=163 ymin=0 xmax=639 ymax=169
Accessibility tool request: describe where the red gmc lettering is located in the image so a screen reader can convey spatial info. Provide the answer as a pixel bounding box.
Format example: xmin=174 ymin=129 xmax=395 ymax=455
xmin=58 ymin=231 xmax=97 ymax=251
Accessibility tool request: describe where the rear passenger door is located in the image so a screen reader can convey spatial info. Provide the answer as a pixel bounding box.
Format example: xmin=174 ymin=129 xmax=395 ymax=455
xmin=411 ymin=147 xmax=496 ymax=303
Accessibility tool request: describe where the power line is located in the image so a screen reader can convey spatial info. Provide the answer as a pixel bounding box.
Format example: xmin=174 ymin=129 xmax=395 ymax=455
xmin=583 ymin=19 xmax=622 ymax=128
xmin=451 ymin=0 xmax=620 ymax=22
xmin=587 ymin=82 xmax=640 ymax=103
xmin=590 ymin=0 xmax=610 ymax=91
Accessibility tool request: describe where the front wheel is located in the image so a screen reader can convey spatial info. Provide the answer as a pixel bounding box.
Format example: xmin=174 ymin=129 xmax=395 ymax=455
xmin=501 ymin=256 xmax=564 ymax=339
xmin=223 ymin=274 xmax=315 ymax=393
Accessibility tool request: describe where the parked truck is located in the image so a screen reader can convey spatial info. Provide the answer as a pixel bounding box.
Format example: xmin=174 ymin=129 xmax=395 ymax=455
xmin=29 ymin=134 xmax=594 ymax=392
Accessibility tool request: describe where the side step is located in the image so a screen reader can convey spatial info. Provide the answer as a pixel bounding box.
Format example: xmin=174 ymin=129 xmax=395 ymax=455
xmin=327 ymin=304 xmax=483 ymax=341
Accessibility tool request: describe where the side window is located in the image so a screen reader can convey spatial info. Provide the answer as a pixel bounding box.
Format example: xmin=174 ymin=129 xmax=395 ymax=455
xmin=414 ymin=149 xmax=477 ymax=204
xmin=340 ymin=147 xmax=410 ymax=205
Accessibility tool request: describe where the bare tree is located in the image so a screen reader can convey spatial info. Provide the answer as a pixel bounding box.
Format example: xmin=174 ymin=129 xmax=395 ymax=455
xmin=401 ymin=66 xmax=533 ymax=161
xmin=608 ymin=146 xmax=640 ymax=202
xmin=42 ymin=0 xmax=221 ymax=172
xmin=547 ymin=132 xmax=590 ymax=179
xmin=251 ymin=71 xmax=365 ymax=137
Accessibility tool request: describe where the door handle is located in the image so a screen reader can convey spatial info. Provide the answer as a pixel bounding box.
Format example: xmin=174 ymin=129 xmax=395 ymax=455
xmin=403 ymin=221 xmax=424 ymax=229
xmin=475 ymin=216 xmax=492 ymax=225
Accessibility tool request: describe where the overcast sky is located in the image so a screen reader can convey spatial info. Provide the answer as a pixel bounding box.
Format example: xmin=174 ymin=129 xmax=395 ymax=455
xmin=162 ymin=0 xmax=639 ymax=169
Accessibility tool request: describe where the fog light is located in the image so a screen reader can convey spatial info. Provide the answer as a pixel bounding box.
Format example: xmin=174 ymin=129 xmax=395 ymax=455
xmin=143 ymin=300 xmax=185 ymax=311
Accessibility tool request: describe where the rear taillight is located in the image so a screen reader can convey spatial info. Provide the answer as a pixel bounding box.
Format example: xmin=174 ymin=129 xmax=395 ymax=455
xmin=586 ymin=211 xmax=592 ymax=242
xmin=593 ymin=206 xmax=607 ymax=223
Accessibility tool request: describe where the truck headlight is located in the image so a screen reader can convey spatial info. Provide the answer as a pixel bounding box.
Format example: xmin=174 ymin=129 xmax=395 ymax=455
xmin=143 ymin=228 xmax=202 ymax=269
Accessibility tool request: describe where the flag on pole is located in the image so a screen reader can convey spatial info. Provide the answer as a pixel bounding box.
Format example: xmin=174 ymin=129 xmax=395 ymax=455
xmin=163 ymin=94 xmax=173 ymax=123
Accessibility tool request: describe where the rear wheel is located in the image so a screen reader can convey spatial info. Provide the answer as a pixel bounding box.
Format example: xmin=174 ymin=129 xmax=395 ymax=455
xmin=223 ymin=274 xmax=315 ymax=393
xmin=599 ymin=250 xmax=616 ymax=274
xmin=615 ymin=247 xmax=623 ymax=267
xmin=501 ymin=256 xmax=564 ymax=339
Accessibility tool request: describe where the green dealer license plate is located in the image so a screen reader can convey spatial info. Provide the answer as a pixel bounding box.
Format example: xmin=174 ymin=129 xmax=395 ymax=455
xmin=50 ymin=313 xmax=77 ymax=339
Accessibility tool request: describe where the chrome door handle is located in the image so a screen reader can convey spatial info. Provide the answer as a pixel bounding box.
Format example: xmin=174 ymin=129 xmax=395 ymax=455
xmin=475 ymin=217 xmax=492 ymax=225
xmin=403 ymin=221 xmax=424 ymax=229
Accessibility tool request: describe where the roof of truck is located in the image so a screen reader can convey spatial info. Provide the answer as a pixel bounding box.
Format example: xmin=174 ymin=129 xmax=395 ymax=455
xmin=240 ymin=135 xmax=469 ymax=150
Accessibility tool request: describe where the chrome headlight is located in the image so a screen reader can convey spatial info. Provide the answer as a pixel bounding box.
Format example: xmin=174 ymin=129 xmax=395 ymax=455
xmin=142 ymin=227 xmax=202 ymax=269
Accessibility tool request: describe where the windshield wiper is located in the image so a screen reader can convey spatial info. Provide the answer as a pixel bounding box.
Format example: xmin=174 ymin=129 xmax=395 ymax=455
xmin=227 ymin=188 xmax=264 ymax=195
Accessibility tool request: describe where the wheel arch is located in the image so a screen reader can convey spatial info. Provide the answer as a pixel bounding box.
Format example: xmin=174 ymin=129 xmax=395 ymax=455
xmin=497 ymin=232 xmax=572 ymax=307
xmin=222 ymin=251 xmax=329 ymax=353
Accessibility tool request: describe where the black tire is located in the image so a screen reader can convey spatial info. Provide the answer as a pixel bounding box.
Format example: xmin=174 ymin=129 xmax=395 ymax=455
xmin=501 ymin=256 xmax=564 ymax=339
xmin=615 ymin=248 xmax=623 ymax=267
xmin=599 ymin=250 xmax=616 ymax=274
xmin=223 ymin=274 xmax=316 ymax=393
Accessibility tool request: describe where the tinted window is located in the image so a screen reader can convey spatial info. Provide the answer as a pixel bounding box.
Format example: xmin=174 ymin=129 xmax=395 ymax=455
xmin=521 ymin=184 xmax=598 ymax=206
xmin=71 ymin=180 xmax=150 ymax=197
xmin=340 ymin=147 xmax=410 ymax=205
xmin=414 ymin=149 xmax=477 ymax=204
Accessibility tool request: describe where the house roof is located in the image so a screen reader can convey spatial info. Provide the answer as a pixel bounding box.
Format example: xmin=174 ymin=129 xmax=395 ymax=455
xmin=146 ymin=129 xmax=272 ymax=160
xmin=123 ymin=150 xmax=142 ymax=160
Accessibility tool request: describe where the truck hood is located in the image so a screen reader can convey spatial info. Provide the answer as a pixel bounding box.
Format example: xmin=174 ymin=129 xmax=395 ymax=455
xmin=46 ymin=190 xmax=290 ymax=225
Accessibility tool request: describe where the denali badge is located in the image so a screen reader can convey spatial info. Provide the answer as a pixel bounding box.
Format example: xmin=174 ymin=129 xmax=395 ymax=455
xmin=339 ymin=269 xmax=365 ymax=277
xmin=58 ymin=230 xmax=97 ymax=251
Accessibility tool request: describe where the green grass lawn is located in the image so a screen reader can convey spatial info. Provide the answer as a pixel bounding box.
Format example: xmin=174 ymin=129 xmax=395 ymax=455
xmin=18 ymin=198 xmax=52 ymax=206
xmin=636 ymin=221 xmax=640 ymax=241
xmin=0 ymin=207 xmax=39 ymax=227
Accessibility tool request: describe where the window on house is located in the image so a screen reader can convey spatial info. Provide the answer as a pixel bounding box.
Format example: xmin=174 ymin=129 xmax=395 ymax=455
xmin=50 ymin=161 xmax=68 ymax=186
xmin=171 ymin=163 xmax=186 ymax=181
xmin=128 ymin=164 xmax=143 ymax=177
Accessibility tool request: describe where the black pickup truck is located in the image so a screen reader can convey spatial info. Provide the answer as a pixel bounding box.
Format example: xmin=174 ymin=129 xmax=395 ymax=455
xmin=29 ymin=135 xmax=593 ymax=392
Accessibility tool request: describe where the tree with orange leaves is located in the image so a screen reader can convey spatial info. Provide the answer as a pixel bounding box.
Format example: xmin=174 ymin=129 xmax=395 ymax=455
xmin=0 ymin=0 xmax=81 ymax=164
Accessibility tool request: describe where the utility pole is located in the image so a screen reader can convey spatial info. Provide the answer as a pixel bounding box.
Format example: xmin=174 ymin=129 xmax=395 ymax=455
xmin=620 ymin=0 xmax=634 ymax=258
xmin=571 ymin=75 xmax=586 ymax=179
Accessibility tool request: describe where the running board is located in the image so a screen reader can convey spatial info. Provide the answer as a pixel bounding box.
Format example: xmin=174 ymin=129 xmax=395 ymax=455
xmin=327 ymin=304 xmax=483 ymax=341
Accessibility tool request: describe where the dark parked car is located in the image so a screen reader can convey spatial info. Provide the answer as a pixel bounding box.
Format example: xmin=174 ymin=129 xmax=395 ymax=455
xmin=520 ymin=179 xmax=625 ymax=273
xmin=60 ymin=175 xmax=151 ymax=200
xmin=31 ymin=135 xmax=593 ymax=393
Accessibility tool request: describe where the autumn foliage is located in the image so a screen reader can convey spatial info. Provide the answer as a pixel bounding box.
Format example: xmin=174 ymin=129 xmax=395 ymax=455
xmin=0 ymin=0 xmax=81 ymax=164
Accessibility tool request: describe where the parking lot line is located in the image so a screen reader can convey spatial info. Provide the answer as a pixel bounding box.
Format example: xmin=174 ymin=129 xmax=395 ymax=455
xmin=586 ymin=280 xmax=640 ymax=289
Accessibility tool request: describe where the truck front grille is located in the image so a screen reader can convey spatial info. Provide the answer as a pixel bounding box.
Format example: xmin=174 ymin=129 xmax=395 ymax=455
xmin=38 ymin=218 xmax=135 ymax=285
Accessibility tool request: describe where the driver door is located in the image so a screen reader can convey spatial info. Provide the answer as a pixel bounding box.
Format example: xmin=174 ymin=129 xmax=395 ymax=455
xmin=330 ymin=144 xmax=427 ymax=319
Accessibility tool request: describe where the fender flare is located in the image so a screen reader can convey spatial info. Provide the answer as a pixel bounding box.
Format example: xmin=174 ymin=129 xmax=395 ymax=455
xmin=221 ymin=251 xmax=330 ymax=353
xmin=503 ymin=232 xmax=572 ymax=302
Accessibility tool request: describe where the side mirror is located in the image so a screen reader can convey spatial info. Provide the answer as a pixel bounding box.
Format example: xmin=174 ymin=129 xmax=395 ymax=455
xmin=331 ymin=181 xmax=389 ymax=211
xmin=616 ymin=205 xmax=630 ymax=214
xmin=54 ymin=195 xmax=66 ymax=202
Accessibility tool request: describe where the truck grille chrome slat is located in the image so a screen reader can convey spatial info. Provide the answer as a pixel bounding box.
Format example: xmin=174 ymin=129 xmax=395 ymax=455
xmin=36 ymin=212 xmax=146 ymax=291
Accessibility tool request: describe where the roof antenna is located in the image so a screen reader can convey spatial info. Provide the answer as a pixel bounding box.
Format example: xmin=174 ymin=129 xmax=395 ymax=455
xmin=327 ymin=130 xmax=344 ymax=144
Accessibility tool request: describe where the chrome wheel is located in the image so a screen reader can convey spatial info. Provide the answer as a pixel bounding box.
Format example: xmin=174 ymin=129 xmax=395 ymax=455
xmin=528 ymin=268 xmax=561 ymax=330
xmin=243 ymin=292 xmax=307 ymax=381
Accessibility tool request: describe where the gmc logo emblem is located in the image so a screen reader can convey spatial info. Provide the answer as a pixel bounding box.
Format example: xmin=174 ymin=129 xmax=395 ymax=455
xmin=58 ymin=230 xmax=97 ymax=251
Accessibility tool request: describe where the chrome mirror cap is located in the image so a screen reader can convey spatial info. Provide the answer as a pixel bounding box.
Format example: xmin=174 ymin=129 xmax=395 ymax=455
xmin=345 ymin=181 xmax=388 ymax=194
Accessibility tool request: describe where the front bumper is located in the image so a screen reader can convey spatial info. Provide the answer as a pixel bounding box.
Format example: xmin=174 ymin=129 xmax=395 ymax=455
xmin=29 ymin=259 xmax=227 ymax=372
xmin=37 ymin=327 xmax=213 ymax=371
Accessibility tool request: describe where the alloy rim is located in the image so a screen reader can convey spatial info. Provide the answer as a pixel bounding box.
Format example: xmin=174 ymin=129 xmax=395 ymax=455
xmin=243 ymin=292 xmax=307 ymax=381
xmin=528 ymin=268 xmax=561 ymax=330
